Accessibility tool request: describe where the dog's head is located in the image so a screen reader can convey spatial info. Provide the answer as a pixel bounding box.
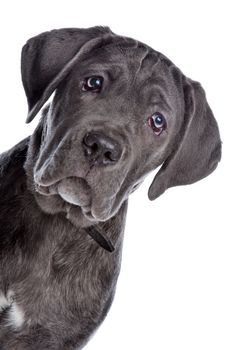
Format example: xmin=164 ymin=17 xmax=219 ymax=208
xmin=22 ymin=26 xmax=221 ymax=227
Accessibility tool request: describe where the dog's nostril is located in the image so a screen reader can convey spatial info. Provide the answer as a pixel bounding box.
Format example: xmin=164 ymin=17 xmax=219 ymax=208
xmin=92 ymin=143 xmax=98 ymax=152
xmin=104 ymin=151 xmax=114 ymax=161
xmin=82 ymin=132 xmax=122 ymax=166
xmin=85 ymin=142 xmax=98 ymax=156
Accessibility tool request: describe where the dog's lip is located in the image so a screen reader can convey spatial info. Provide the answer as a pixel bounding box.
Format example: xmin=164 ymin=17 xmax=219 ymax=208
xmin=82 ymin=210 xmax=96 ymax=221
xmin=81 ymin=205 xmax=105 ymax=222
xmin=81 ymin=205 xmax=112 ymax=222
xmin=35 ymin=182 xmax=52 ymax=196
xmin=35 ymin=176 xmax=91 ymax=201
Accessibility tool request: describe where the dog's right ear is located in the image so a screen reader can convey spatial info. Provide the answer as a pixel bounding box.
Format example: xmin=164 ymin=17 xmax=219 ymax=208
xmin=21 ymin=27 xmax=113 ymax=123
xmin=148 ymin=76 xmax=222 ymax=200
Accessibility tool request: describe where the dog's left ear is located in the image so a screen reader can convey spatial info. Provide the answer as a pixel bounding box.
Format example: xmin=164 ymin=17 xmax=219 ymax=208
xmin=21 ymin=27 xmax=113 ymax=123
xmin=148 ymin=77 xmax=222 ymax=200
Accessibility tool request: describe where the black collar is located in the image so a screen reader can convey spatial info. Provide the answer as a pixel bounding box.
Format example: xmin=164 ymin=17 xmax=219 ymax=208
xmin=87 ymin=226 xmax=115 ymax=252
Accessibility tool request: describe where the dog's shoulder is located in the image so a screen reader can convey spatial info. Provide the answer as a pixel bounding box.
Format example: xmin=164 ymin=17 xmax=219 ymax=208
xmin=0 ymin=137 xmax=30 ymax=193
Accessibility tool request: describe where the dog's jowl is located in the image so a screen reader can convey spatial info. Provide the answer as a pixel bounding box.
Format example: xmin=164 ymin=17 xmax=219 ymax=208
xmin=0 ymin=26 xmax=221 ymax=349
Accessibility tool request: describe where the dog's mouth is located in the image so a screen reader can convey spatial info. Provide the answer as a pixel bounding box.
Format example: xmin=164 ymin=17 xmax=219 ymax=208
xmin=34 ymin=175 xmax=121 ymax=223
xmin=35 ymin=176 xmax=93 ymax=217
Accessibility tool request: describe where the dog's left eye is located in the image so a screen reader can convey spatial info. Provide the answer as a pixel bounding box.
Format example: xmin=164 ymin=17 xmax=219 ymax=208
xmin=147 ymin=112 xmax=167 ymax=136
xmin=82 ymin=76 xmax=103 ymax=92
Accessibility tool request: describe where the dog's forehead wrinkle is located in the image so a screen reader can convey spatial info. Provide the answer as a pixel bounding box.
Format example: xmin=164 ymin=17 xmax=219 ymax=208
xmin=132 ymin=46 xmax=151 ymax=80
xmin=84 ymin=40 xmax=156 ymax=78
xmin=102 ymin=36 xmax=140 ymax=55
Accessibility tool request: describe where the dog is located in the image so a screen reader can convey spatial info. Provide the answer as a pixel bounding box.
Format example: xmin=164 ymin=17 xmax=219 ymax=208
xmin=0 ymin=26 xmax=221 ymax=349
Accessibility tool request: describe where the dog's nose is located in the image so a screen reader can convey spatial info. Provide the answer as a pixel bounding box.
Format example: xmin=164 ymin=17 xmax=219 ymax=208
xmin=82 ymin=132 xmax=122 ymax=166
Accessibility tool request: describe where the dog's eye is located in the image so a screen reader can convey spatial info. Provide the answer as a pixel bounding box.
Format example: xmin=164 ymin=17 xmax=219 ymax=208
xmin=82 ymin=76 xmax=103 ymax=92
xmin=148 ymin=112 xmax=167 ymax=135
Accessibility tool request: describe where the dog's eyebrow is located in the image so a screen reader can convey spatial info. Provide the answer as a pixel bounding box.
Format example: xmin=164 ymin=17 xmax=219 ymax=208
xmin=146 ymin=76 xmax=169 ymax=92
xmin=147 ymin=88 xmax=172 ymax=112
xmin=140 ymin=76 xmax=172 ymax=112
xmin=80 ymin=63 xmax=124 ymax=80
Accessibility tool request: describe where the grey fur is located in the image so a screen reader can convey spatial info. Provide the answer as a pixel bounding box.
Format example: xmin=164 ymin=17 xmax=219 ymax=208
xmin=0 ymin=26 xmax=221 ymax=349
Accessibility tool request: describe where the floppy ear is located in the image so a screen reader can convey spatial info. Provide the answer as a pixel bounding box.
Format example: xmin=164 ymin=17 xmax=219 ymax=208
xmin=21 ymin=26 xmax=112 ymax=123
xmin=148 ymin=77 xmax=222 ymax=200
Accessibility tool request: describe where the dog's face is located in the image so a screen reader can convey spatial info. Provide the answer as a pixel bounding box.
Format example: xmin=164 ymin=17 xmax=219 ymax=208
xmin=22 ymin=27 xmax=221 ymax=226
xmin=32 ymin=41 xmax=183 ymax=224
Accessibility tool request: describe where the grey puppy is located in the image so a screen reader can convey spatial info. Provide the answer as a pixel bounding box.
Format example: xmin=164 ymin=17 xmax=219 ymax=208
xmin=0 ymin=26 xmax=221 ymax=349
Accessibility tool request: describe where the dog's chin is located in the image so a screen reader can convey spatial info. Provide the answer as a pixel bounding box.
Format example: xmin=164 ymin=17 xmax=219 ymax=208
xmin=33 ymin=176 xmax=116 ymax=227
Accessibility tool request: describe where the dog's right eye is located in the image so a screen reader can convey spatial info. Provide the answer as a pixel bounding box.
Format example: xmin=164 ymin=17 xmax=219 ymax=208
xmin=82 ymin=76 xmax=103 ymax=92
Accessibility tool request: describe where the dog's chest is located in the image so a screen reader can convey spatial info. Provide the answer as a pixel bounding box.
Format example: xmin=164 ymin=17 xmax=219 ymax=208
xmin=2 ymin=218 xmax=121 ymax=330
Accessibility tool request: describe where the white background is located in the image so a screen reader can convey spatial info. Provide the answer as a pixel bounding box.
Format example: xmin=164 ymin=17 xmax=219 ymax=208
xmin=0 ymin=1 xmax=232 ymax=349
